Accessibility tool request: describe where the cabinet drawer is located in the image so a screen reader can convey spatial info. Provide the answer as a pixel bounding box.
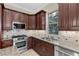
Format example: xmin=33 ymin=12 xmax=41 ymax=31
xmin=2 ymin=40 xmax=13 ymax=48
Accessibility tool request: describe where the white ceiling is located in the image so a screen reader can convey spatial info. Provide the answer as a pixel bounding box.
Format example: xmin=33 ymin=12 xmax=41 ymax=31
xmin=4 ymin=3 xmax=49 ymax=14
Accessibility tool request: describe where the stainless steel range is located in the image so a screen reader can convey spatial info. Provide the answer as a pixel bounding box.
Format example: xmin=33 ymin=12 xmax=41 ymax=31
xmin=12 ymin=35 xmax=27 ymax=53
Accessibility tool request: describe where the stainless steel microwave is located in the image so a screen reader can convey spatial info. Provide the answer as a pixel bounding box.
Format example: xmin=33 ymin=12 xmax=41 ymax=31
xmin=12 ymin=22 xmax=25 ymax=30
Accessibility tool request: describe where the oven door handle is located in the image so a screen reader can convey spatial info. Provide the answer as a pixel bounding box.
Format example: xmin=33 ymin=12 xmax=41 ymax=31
xmin=56 ymin=50 xmax=73 ymax=56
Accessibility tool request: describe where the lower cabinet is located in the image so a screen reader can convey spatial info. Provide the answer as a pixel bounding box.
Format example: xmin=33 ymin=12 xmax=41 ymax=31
xmin=2 ymin=40 xmax=13 ymax=48
xmin=0 ymin=40 xmax=2 ymax=49
xmin=27 ymin=37 xmax=54 ymax=56
xmin=27 ymin=37 xmax=34 ymax=49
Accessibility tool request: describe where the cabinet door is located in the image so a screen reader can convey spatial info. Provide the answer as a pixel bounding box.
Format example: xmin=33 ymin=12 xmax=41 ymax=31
xmin=27 ymin=37 xmax=33 ymax=49
xmin=2 ymin=40 xmax=13 ymax=48
xmin=36 ymin=14 xmax=40 ymax=30
xmin=12 ymin=11 xmax=20 ymax=22
xmin=3 ymin=9 xmax=13 ymax=30
xmin=0 ymin=4 xmax=2 ymax=41
xmin=19 ymin=13 xmax=25 ymax=22
xmin=69 ymin=4 xmax=77 ymax=30
xmin=19 ymin=13 xmax=28 ymax=29
xmin=59 ymin=3 xmax=69 ymax=30
xmin=0 ymin=39 xmax=2 ymax=49
xmin=76 ymin=4 xmax=79 ymax=29
xmin=24 ymin=14 xmax=28 ymax=30
xmin=33 ymin=38 xmax=54 ymax=56
xmin=59 ymin=3 xmax=79 ymax=30
xmin=28 ymin=15 xmax=36 ymax=30
xmin=39 ymin=11 xmax=46 ymax=30
xmin=0 ymin=4 xmax=2 ymax=49
xmin=36 ymin=11 xmax=46 ymax=30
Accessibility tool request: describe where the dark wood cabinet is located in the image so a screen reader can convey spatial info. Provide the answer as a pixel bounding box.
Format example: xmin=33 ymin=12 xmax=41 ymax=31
xmin=76 ymin=4 xmax=79 ymax=29
xmin=59 ymin=3 xmax=69 ymax=30
xmin=36 ymin=10 xmax=46 ymax=30
xmin=28 ymin=15 xmax=36 ymax=30
xmin=19 ymin=13 xmax=29 ymax=30
xmin=0 ymin=4 xmax=3 ymax=48
xmin=68 ymin=4 xmax=77 ymax=30
xmin=2 ymin=40 xmax=13 ymax=48
xmin=3 ymin=9 xmax=29 ymax=30
xmin=3 ymin=9 xmax=13 ymax=30
xmin=27 ymin=37 xmax=34 ymax=49
xmin=24 ymin=14 xmax=29 ymax=30
xmin=3 ymin=8 xmax=46 ymax=30
xmin=59 ymin=3 xmax=79 ymax=31
xmin=27 ymin=37 xmax=54 ymax=56
xmin=12 ymin=11 xmax=20 ymax=22
xmin=0 ymin=40 xmax=2 ymax=49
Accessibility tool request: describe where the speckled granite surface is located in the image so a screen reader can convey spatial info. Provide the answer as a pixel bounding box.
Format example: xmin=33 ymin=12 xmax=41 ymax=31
xmin=0 ymin=47 xmax=39 ymax=56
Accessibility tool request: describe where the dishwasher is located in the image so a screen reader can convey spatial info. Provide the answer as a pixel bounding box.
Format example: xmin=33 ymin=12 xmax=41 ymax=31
xmin=54 ymin=46 xmax=79 ymax=56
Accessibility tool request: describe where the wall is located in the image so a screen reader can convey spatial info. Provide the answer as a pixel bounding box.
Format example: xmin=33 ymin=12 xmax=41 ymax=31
xmin=43 ymin=3 xmax=58 ymax=14
xmin=3 ymin=30 xmax=47 ymax=40
xmin=59 ymin=31 xmax=79 ymax=45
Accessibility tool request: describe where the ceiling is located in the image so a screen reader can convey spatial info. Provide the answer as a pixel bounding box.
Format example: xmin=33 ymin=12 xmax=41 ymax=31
xmin=4 ymin=3 xmax=49 ymax=14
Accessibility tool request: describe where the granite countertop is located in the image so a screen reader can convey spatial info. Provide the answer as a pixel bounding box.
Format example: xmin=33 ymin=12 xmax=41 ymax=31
xmin=0 ymin=47 xmax=20 ymax=56
xmin=0 ymin=47 xmax=39 ymax=56
xmin=2 ymin=34 xmax=79 ymax=55
xmin=30 ymin=35 xmax=79 ymax=54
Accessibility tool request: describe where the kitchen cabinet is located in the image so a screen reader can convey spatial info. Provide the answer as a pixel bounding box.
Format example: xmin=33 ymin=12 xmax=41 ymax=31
xmin=68 ymin=4 xmax=77 ymax=30
xmin=36 ymin=10 xmax=46 ymax=30
xmin=12 ymin=11 xmax=20 ymax=22
xmin=27 ymin=37 xmax=34 ymax=49
xmin=59 ymin=3 xmax=79 ymax=30
xmin=3 ymin=9 xmax=13 ymax=30
xmin=19 ymin=13 xmax=28 ymax=30
xmin=27 ymin=37 xmax=54 ymax=56
xmin=76 ymin=4 xmax=79 ymax=29
xmin=12 ymin=11 xmax=29 ymax=30
xmin=0 ymin=40 xmax=2 ymax=49
xmin=3 ymin=8 xmax=46 ymax=30
xmin=0 ymin=4 xmax=3 ymax=48
xmin=3 ymin=9 xmax=29 ymax=30
xmin=28 ymin=15 xmax=36 ymax=30
xmin=2 ymin=40 xmax=13 ymax=48
xmin=59 ymin=3 xmax=69 ymax=30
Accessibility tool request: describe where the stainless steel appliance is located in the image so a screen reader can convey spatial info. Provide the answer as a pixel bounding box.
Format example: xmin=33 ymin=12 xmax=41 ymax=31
xmin=12 ymin=35 xmax=27 ymax=53
xmin=54 ymin=46 xmax=79 ymax=56
xmin=12 ymin=22 xmax=25 ymax=30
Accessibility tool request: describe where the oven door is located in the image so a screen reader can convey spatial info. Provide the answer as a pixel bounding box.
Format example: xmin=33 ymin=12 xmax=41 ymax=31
xmin=15 ymin=41 xmax=26 ymax=48
xmin=15 ymin=41 xmax=27 ymax=53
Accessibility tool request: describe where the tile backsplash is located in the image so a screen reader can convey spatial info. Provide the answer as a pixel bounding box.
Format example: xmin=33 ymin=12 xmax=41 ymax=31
xmin=59 ymin=31 xmax=79 ymax=45
xmin=3 ymin=30 xmax=47 ymax=40
xmin=3 ymin=29 xmax=79 ymax=45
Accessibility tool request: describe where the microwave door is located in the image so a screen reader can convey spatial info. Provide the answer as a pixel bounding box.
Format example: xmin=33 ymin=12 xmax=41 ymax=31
xmin=14 ymin=24 xmax=19 ymax=29
xmin=21 ymin=24 xmax=25 ymax=29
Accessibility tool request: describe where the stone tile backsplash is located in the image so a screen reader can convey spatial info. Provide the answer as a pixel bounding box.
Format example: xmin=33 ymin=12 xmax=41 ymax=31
xmin=59 ymin=31 xmax=79 ymax=45
xmin=3 ymin=29 xmax=79 ymax=45
xmin=3 ymin=30 xmax=47 ymax=40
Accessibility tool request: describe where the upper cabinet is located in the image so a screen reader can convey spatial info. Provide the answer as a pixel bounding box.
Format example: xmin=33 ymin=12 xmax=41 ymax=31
xmin=3 ymin=9 xmax=29 ymax=30
xmin=28 ymin=15 xmax=36 ymax=30
xmin=3 ymin=9 xmax=13 ymax=30
xmin=59 ymin=3 xmax=79 ymax=31
xmin=36 ymin=10 xmax=46 ymax=30
xmin=0 ymin=4 xmax=3 ymax=48
xmin=3 ymin=8 xmax=46 ymax=30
